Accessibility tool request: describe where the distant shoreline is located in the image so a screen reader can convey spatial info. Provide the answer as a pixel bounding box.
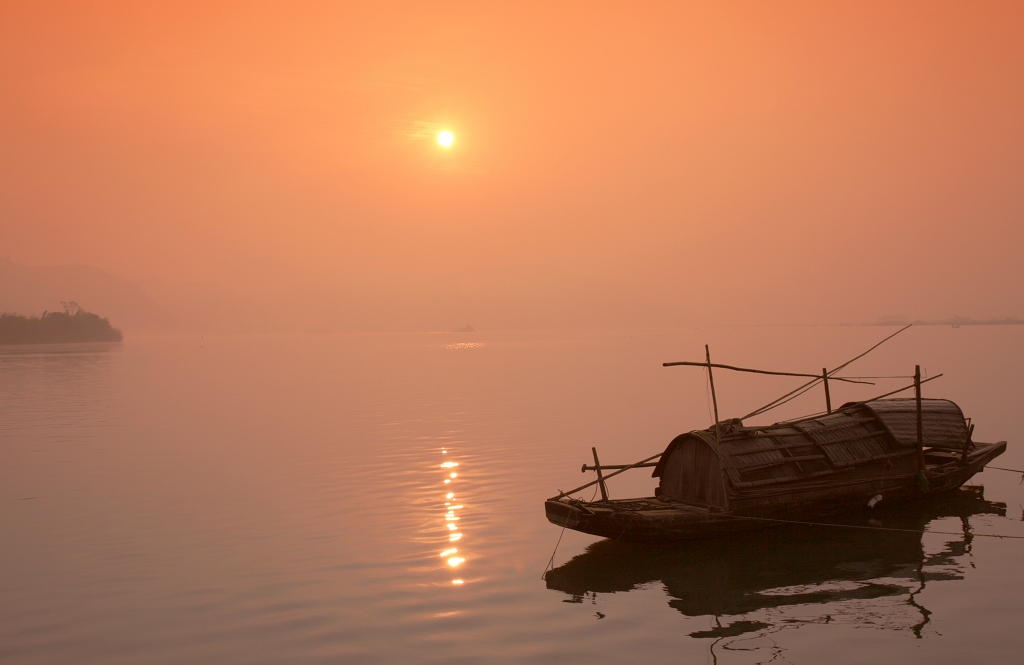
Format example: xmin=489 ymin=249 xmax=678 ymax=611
xmin=850 ymin=318 xmax=1024 ymax=327
xmin=0 ymin=306 xmax=123 ymax=345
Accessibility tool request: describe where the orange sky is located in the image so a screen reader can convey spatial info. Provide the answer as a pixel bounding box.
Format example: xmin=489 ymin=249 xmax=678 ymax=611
xmin=2 ymin=2 xmax=1022 ymax=331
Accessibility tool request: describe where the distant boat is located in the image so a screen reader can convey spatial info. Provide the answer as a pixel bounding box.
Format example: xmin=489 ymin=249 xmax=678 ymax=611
xmin=453 ymin=324 xmax=475 ymax=333
xmin=545 ymin=338 xmax=1006 ymax=543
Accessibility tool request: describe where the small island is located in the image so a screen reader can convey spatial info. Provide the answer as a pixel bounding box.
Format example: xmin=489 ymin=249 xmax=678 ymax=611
xmin=0 ymin=302 xmax=123 ymax=345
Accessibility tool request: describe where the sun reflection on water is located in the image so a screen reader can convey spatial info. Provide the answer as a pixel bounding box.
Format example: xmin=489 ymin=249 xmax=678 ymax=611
xmin=439 ymin=448 xmax=467 ymax=584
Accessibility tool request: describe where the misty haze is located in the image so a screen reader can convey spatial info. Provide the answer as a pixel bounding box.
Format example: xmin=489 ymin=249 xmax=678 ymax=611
xmin=2 ymin=3 xmax=1023 ymax=664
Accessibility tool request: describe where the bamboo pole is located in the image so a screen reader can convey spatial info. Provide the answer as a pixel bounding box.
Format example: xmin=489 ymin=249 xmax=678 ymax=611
xmin=762 ymin=374 xmax=945 ymax=429
xmin=706 ymin=345 xmax=731 ymax=511
xmin=961 ymin=423 xmax=975 ymax=466
xmin=914 ymin=365 xmax=926 ymax=478
xmin=741 ymin=324 xmax=912 ymax=420
xmin=706 ymin=345 xmax=721 ymax=446
xmin=582 ymin=462 xmax=659 ymax=472
xmin=553 ymin=452 xmax=663 ymax=499
xmin=822 ymin=367 xmax=832 ymax=414
xmin=662 ymin=361 xmax=871 ymax=385
xmin=861 ymin=373 xmax=943 ymax=403
xmin=592 ymin=447 xmax=609 ymax=501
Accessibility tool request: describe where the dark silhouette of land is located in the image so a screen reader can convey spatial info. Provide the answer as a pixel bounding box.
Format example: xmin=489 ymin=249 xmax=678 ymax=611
xmin=0 ymin=302 xmax=123 ymax=344
xmin=0 ymin=258 xmax=168 ymax=332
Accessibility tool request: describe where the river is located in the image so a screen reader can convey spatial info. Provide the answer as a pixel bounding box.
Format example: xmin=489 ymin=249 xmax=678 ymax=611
xmin=2 ymin=325 xmax=1023 ymax=663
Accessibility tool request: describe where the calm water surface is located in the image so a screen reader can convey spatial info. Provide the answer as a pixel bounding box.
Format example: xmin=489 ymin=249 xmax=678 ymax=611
xmin=2 ymin=326 xmax=1024 ymax=664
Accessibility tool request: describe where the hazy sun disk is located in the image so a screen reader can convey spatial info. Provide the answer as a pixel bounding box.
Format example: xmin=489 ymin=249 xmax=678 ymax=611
xmin=437 ymin=131 xmax=454 ymax=147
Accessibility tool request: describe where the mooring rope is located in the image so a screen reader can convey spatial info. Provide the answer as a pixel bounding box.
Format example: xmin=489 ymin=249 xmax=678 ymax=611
xmin=542 ymin=498 xmax=1024 ymax=576
xmin=714 ymin=512 xmax=1024 ymax=540
xmin=987 ymin=466 xmax=1024 ymax=474
xmin=540 ymin=523 xmax=567 ymax=580
xmin=542 ymin=484 xmax=599 ymax=579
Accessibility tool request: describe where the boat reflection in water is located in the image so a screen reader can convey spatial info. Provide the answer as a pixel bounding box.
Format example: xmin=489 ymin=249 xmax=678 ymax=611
xmin=546 ymin=486 xmax=1004 ymax=644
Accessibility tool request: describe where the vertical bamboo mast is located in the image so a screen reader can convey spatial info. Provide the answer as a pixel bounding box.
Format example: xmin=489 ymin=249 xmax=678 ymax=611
xmin=706 ymin=345 xmax=721 ymax=445
xmin=592 ymin=447 xmax=609 ymax=502
xmin=822 ymin=367 xmax=832 ymax=414
xmin=705 ymin=345 xmax=728 ymax=511
xmin=914 ymin=365 xmax=925 ymax=477
xmin=961 ymin=423 xmax=974 ymax=466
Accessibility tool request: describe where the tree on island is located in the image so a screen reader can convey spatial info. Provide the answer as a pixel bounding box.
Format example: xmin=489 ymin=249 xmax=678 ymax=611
xmin=0 ymin=302 xmax=123 ymax=344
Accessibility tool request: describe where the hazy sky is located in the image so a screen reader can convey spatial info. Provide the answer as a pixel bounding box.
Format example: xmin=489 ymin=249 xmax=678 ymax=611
xmin=2 ymin=2 xmax=1022 ymax=331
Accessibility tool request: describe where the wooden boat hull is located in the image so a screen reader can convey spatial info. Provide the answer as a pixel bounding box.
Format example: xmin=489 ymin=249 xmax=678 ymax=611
xmin=545 ymin=441 xmax=1005 ymax=543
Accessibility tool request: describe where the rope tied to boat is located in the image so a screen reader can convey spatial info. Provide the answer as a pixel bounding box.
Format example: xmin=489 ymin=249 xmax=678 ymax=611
xmin=985 ymin=466 xmax=1024 ymax=484
xmin=714 ymin=512 xmax=1024 ymax=540
xmin=987 ymin=466 xmax=1024 ymax=474
xmin=542 ymin=484 xmax=600 ymax=579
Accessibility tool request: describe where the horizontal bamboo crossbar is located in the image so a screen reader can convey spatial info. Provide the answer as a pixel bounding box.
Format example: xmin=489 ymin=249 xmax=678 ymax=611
xmin=582 ymin=462 xmax=659 ymax=472
xmin=554 ymin=452 xmax=663 ymax=499
xmin=662 ymin=360 xmax=872 ymax=385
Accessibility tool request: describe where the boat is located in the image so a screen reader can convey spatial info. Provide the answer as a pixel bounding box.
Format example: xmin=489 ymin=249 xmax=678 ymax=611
xmin=546 ymin=485 xmax=1005 ymax=631
xmin=544 ymin=341 xmax=1006 ymax=543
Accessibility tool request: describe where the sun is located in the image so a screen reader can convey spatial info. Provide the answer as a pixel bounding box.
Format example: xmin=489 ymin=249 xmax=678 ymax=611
xmin=437 ymin=130 xmax=454 ymax=148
